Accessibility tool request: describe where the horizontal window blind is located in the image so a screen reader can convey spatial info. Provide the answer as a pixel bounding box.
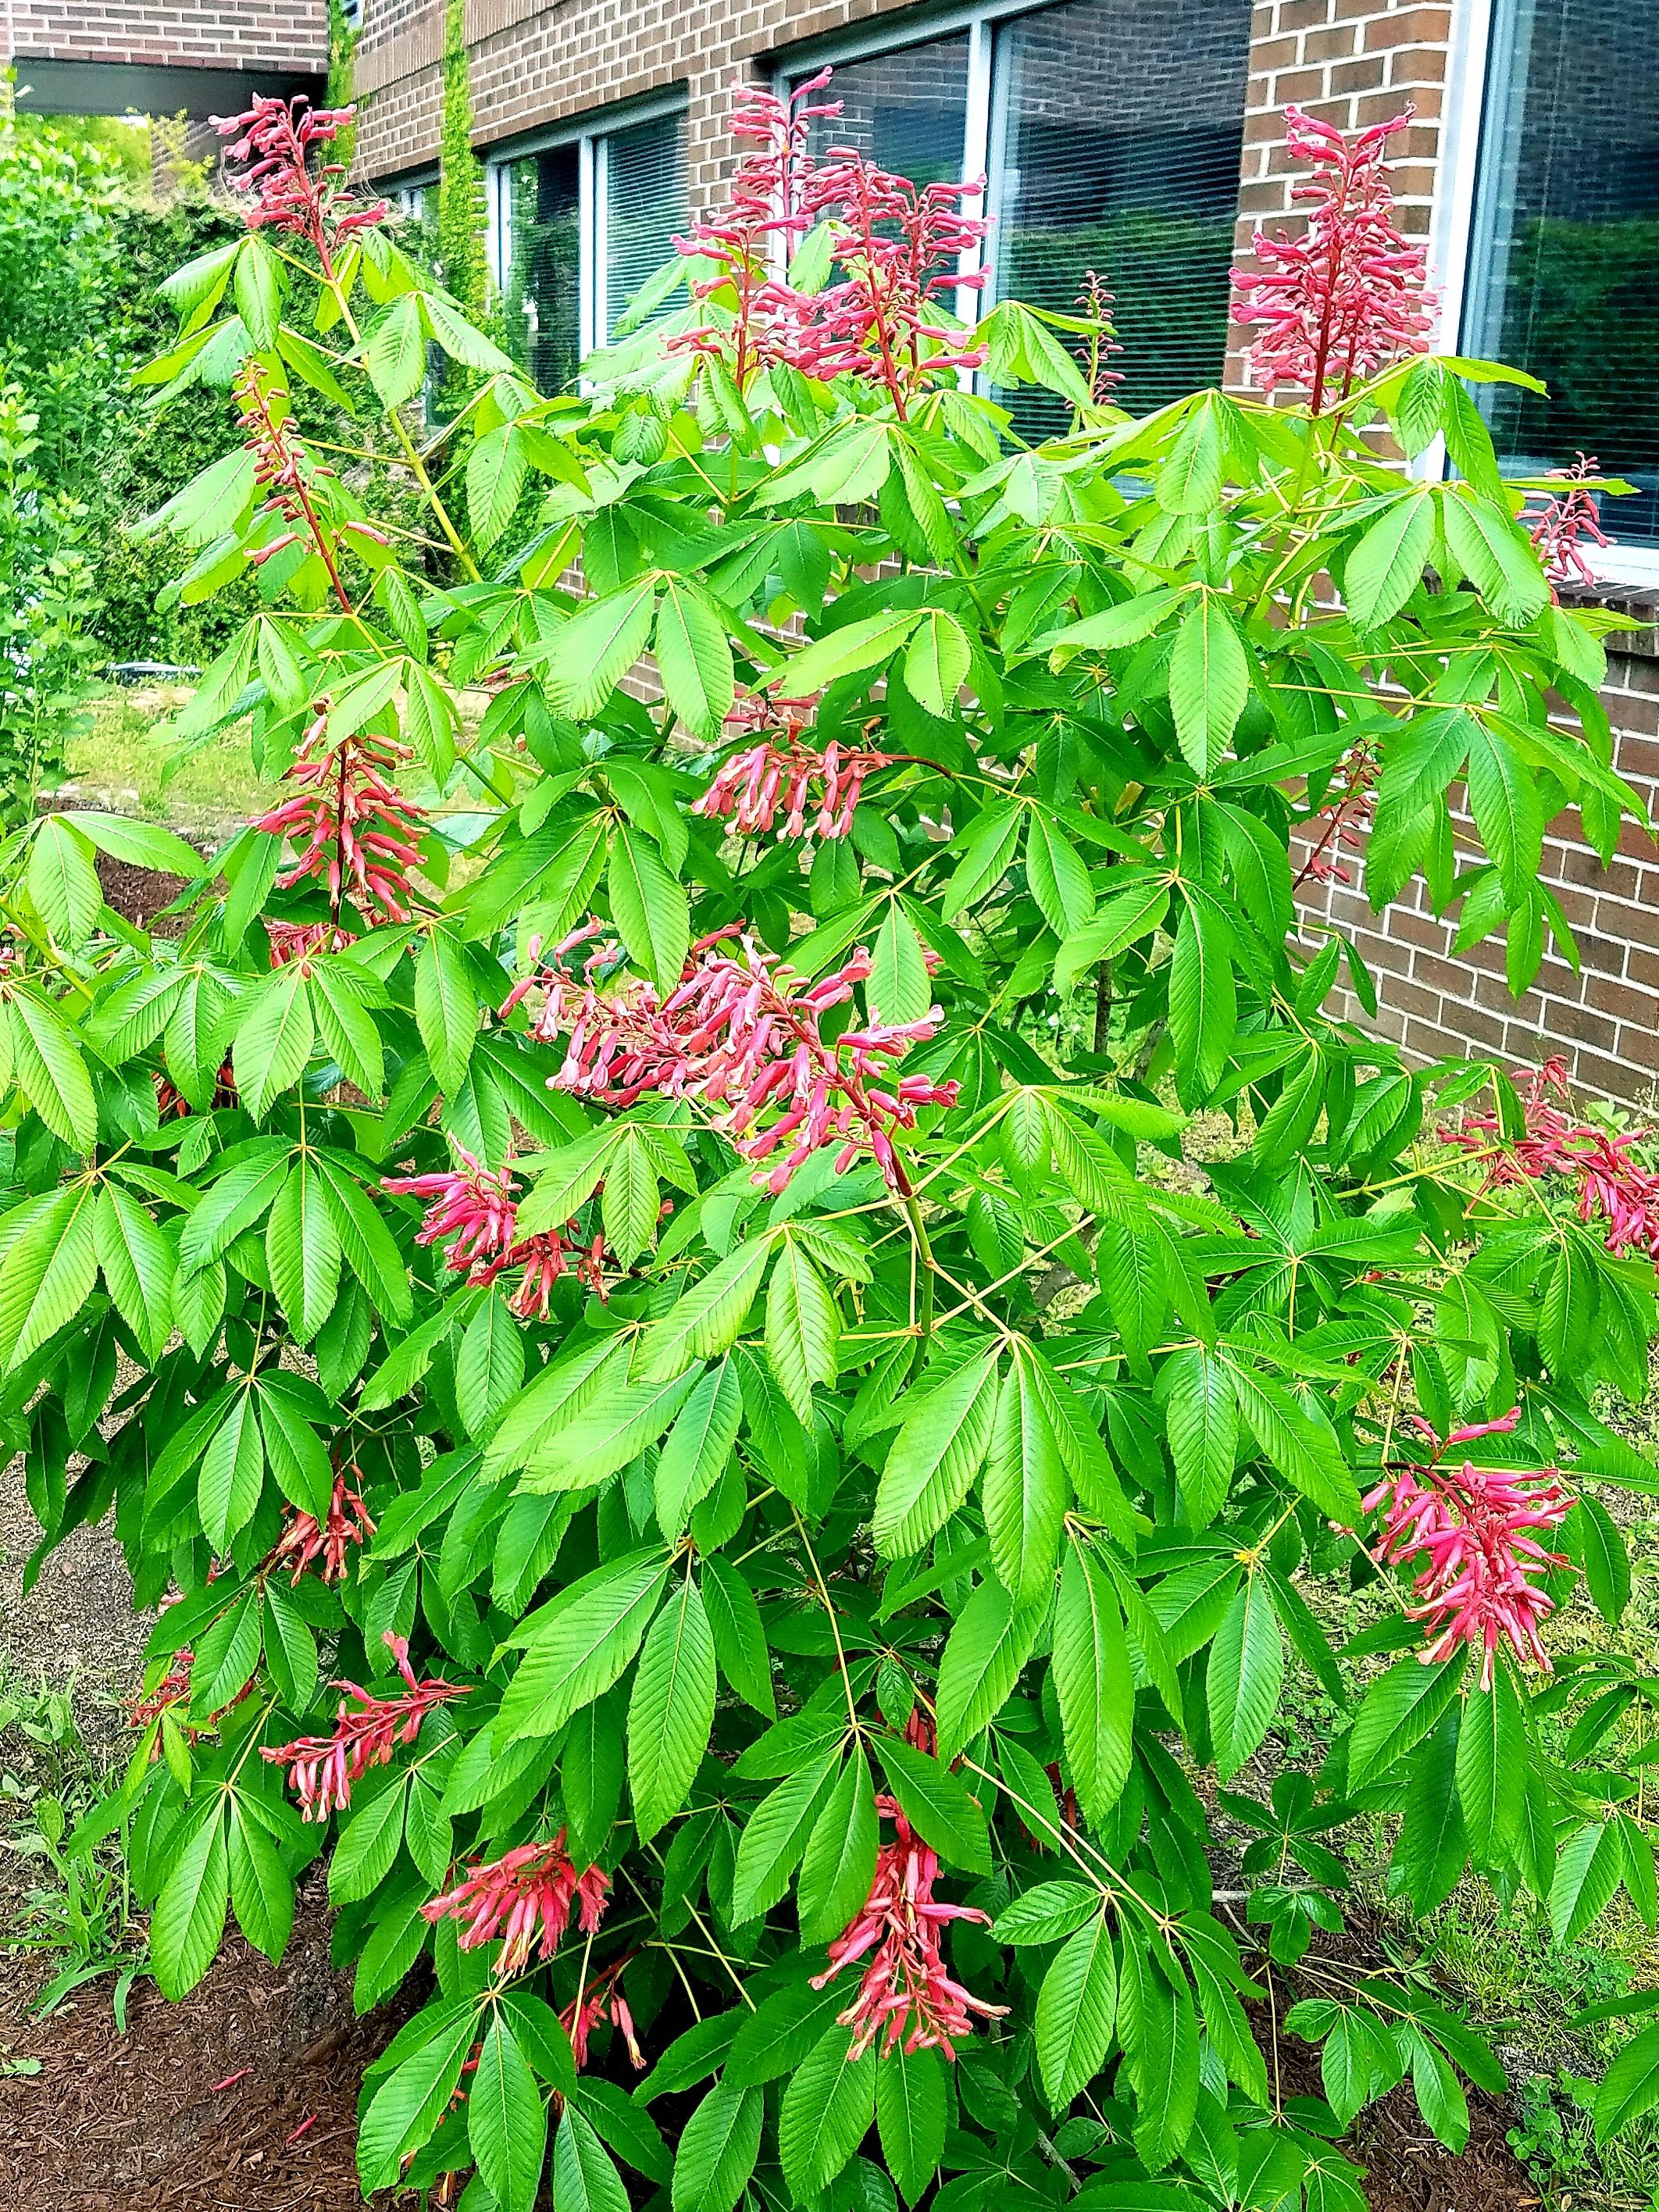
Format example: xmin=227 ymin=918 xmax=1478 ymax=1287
xmin=604 ymin=112 xmax=687 ymax=341
xmin=506 ymin=148 xmax=581 ymax=398
xmin=1465 ymin=0 xmax=1659 ymax=547
xmin=801 ymin=38 xmax=972 ymax=191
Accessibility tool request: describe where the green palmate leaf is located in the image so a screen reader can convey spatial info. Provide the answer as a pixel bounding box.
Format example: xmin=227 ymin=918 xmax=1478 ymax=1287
xmin=877 ymin=1733 xmax=991 ymax=1872
xmin=701 ymin=1554 xmax=775 ymax=1716
xmin=1168 ymin=895 xmax=1236 ymax=1105
xmin=1344 ymin=491 xmax=1435 ymax=630
xmin=935 ymin=1576 xmax=1047 ymax=1758
xmin=730 ymin=1750 xmax=841 ymax=1922
xmin=876 ymin=2041 xmax=948 ymax=2203
xmin=548 ymin=580 xmax=658 ymax=719
xmin=1161 ymin=1344 xmax=1237 ymax=1527
xmin=497 ymin=1550 xmax=670 ymax=1742
xmin=28 ymin=815 xmax=103 ymax=946
xmin=778 ymin=2025 xmax=877 ymax=2201
xmin=151 ymin=1809 xmax=228 ymax=2000
xmin=994 ymin=1881 xmax=1100 ymax=1946
xmin=1551 ymin=1820 xmax=1625 ymax=1945
xmin=655 ymin=578 xmax=735 ymax=740
xmin=774 ymin=608 xmax=918 ymax=695
xmin=0 ymin=1186 xmax=98 ymax=1370
xmin=520 ymin=1368 xmax=700 ymax=1494
xmin=95 ymin=1184 xmax=175 ymax=1361
xmin=672 ymin=2080 xmax=763 ymax=2212
xmin=1207 ymin=1575 xmax=1283 ymax=1782
xmin=628 ymin=1574 xmax=717 ymax=1840
xmin=455 ymin=1291 xmax=526 ymax=1442
xmin=1595 ymin=2019 xmax=1659 ymax=2146
xmin=600 ymin=1125 xmax=662 ymax=1269
xmin=265 ymin=1154 xmax=342 ymax=1343
xmin=234 ymin=965 xmax=315 ymax=1119
xmin=1454 ymin=1669 xmax=1527 ymax=1861
xmin=1036 ymin=1912 xmax=1117 ymax=2107
xmin=872 ymin=1348 xmax=1001 ymax=1558
xmin=642 ymin=1239 xmax=772 ymax=1381
xmin=1347 ymin=1652 xmax=1467 ymax=1787
xmin=551 ymin=2104 xmax=630 ymax=2212
xmin=1168 ymin=596 xmax=1249 ymax=777
xmin=414 ymin=929 xmax=480 ymax=1096
xmin=1025 ymin=810 xmax=1095 ymax=937
xmin=608 ymin=825 xmax=690 ymax=994
xmin=359 ymin=2005 xmax=483 ymax=2192
xmin=765 ymin=1235 xmax=840 ymax=1423
xmin=466 ymin=423 xmax=529 ymax=552
xmin=868 ymin=901 xmax=933 ymax=1027
xmin=983 ymin=1351 xmax=1069 ymax=1605
xmin=1229 ymin=1365 xmax=1361 ymax=1521
xmin=1054 ymin=1542 xmax=1136 ymax=1821
xmin=655 ymin=1355 xmax=743 ymax=1536
xmin=901 ymin=608 xmax=971 ymax=719
xmin=227 ymin=1799 xmax=294 ymax=1964
xmin=798 ymin=1746 xmax=879 ymax=1944
xmin=9 ymin=991 xmax=97 ymax=1148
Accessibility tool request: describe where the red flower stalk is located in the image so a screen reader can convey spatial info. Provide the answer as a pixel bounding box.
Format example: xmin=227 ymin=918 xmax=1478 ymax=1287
xmin=252 ymin=707 xmax=428 ymax=926
xmin=212 ymin=97 xmax=387 ymax=268
xmin=261 ymin=1630 xmax=469 ymax=1819
xmin=1362 ymin=1410 xmax=1572 ymax=1689
xmin=266 ymin=1469 xmax=376 ymax=1585
xmin=561 ymin=1959 xmax=644 ymax=2071
xmin=1233 ymin=105 xmax=1434 ymax=413
xmin=381 ymin=1147 xmax=609 ymax=1315
xmin=694 ymin=694 xmax=894 ymax=841
xmin=812 ymin=1722 xmax=1005 ymax=2060
xmin=1443 ymin=1058 xmax=1659 ymax=1261
xmin=155 ymin=1058 xmax=239 ymax=1118
xmin=266 ymin=919 xmax=358 ymax=967
xmin=1074 ymin=269 xmax=1125 ymax=404
xmin=130 ymin=1645 xmax=255 ymax=1747
xmin=1294 ymin=738 xmax=1379 ymax=887
xmin=1528 ymin=453 xmax=1612 ymax=594
xmin=421 ymin=1829 xmax=610 ymax=1975
xmin=670 ymin=71 xmax=842 ymax=391
xmin=232 ymin=362 xmax=357 ymax=615
xmin=509 ymin=927 xmax=958 ymax=1196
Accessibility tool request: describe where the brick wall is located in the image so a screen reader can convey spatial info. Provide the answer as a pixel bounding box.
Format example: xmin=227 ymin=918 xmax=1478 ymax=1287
xmin=5 ymin=0 xmax=326 ymax=76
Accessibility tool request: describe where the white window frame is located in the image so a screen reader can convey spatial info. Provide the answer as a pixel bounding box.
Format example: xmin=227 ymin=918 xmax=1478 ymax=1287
xmin=487 ymin=88 xmax=689 ymax=372
xmin=1434 ymin=0 xmax=1659 ymax=584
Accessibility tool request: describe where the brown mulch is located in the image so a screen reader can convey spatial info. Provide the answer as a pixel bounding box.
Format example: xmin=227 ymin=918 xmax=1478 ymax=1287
xmin=0 ymin=1869 xmax=417 ymax=2210
xmin=94 ymin=851 xmax=191 ymax=933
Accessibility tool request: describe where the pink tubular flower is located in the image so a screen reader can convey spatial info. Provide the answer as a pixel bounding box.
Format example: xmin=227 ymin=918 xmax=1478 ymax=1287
xmin=421 ymin=1830 xmax=610 ymax=1975
xmin=562 ymin=1960 xmax=644 ymax=2071
xmin=265 ymin=1469 xmax=376 ymax=1585
xmin=267 ymin=919 xmax=358 ymax=968
xmin=261 ymin=1631 xmax=469 ymax=1819
xmin=694 ymin=695 xmax=894 ymax=841
xmin=253 ymin=708 xmax=427 ymax=927
xmin=1528 ymin=453 xmax=1613 ymax=594
xmin=1443 ymin=1058 xmax=1659 ymax=1261
xmin=1233 ymin=105 xmax=1434 ymax=412
xmin=508 ymin=926 xmax=958 ymax=1196
xmin=212 ymin=97 xmax=387 ymax=263
xmin=381 ymin=1147 xmax=610 ymax=1314
xmin=1363 ymin=1411 xmax=1572 ymax=1689
xmin=812 ymin=1718 xmax=1006 ymax=2060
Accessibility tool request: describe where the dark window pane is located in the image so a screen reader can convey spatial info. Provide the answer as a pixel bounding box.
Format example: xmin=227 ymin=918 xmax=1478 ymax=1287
xmin=507 ymin=147 xmax=580 ymax=396
xmin=989 ymin=0 xmax=1251 ymax=436
xmin=1465 ymin=0 xmax=1659 ymax=546
xmin=802 ymin=39 xmax=972 ymax=191
xmin=605 ymin=112 xmax=687 ymax=339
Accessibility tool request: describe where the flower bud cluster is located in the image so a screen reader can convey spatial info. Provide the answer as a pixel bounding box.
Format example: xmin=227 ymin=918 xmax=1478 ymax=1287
xmin=1444 ymin=1058 xmax=1659 ymax=1261
xmin=420 ymin=1829 xmax=610 ymax=1975
xmin=212 ymin=97 xmax=387 ymax=261
xmin=694 ymin=696 xmax=894 ymax=841
xmin=1527 ymin=454 xmax=1613 ymax=594
xmin=261 ymin=1631 xmax=469 ymax=1819
xmin=381 ymin=1147 xmax=609 ymax=1316
xmin=266 ymin=1469 xmax=376 ymax=1585
xmin=253 ymin=711 xmax=427 ymax=926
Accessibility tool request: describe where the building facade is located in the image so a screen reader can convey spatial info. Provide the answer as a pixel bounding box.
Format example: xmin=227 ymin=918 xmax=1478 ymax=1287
xmin=3 ymin=0 xmax=326 ymax=120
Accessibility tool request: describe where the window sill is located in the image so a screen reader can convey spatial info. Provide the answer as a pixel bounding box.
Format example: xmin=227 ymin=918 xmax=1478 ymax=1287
xmin=1558 ymin=579 xmax=1659 ymax=655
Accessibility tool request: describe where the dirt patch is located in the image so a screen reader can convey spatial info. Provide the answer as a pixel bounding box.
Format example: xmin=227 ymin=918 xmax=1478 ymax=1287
xmin=0 ymin=1868 xmax=418 ymax=2209
xmin=0 ymin=1457 xmax=148 ymax=1760
xmin=95 ymin=851 xmax=191 ymax=932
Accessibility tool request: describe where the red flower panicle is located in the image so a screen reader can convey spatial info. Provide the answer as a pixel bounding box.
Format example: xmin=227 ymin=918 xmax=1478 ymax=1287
xmin=261 ymin=1631 xmax=468 ymax=1819
xmin=381 ymin=1147 xmax=608 ymax=1316
xmin=130 ymin=1645 xmax=255 ymax=1748
xmin=1233 ymin=105 xmax=1434 ymax=412
xmin=561 ymin=1961 xmax=644 ymax=2071
xmin=693 ymin=695 xmax=894 ymax=842
xmin=1363 ymin=1410 xmax=1572 ymax=1689
xmin=508 ymin=926 xmax=958 ymax=1194
xmin=421 ymin=1830 xmax=610 ymax=1975
xmin=155 ymin=1058 xmax=238 ymax=1118
xmin=1443 ymin=1058 xmax=1659 ymax=1261
xmin=212 ymin=97 xmax=387 ymax=264
xmin=812 ymin=1714 xmax=1005 ymax=2059
xmin=1528 ymin=453 xmax=1612 ymax=594
xmin=1295 ymin=738 xmax=1379 ymax=888
xmin=266 ymin=919 xmax=358 ymax=968
xmin=266 ymin=1469 xmax=376 ymax=1585
xmin=674 ymin=73 xmax=986 ymax=412
xmin=1074 ymin=269 xmax=1125 ymax=404
xmin=253 ymin=708 xmax=427 ymax=926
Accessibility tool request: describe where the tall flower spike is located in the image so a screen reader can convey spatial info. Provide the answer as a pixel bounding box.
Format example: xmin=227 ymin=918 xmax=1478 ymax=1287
xmin=1528 ymin=453 xmax=1613 ymax=594
xmin=1442 ymin=1058 xmax=1659 ymax=1261
xmin=212 ymin=96 xmax=387 ymax=265
xmin=1233 ymin=105 xmax=1434 ymax=412
xmin=253 ymin=708 xmax=428 ymax=927
xmin=261 ymin=1631 xmax=469 ymax=1819
xmin=421 ymin=1831 xmax=610 ymax=1975
xmin=1362 ymin=1411 xmax=1572 ymax=1689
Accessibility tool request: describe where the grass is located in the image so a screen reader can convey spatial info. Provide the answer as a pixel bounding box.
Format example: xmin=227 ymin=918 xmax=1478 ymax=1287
xmin=63 ymin=688 xmax=263 ymax=846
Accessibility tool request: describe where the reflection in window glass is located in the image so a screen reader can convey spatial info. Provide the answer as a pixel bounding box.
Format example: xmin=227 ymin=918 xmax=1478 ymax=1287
xmin=604 ymin=112 xmax=687 ymax=340
xmin=801 ymin=38 xmax=971 ymax=191
xmin=989 ymin=0 xmax=1250 ymax=433
xmin=505 ymin=147 xmax=581 ymax=396
xmin=1464 ymin=0 xmax=1659 ymax=546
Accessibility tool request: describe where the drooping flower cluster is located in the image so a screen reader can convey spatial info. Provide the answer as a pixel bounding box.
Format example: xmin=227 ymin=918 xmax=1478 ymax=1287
xmin=1233 ymin=106 xmax=1434 ymax=412
xmin=266 ymin=919 xmax=358 ymax=968
xmin=693 ymin=694 xmax=894 ymax=841
xmin=673 ymin=74 xmax=986 ymax=412
xmin=252 ymin=708 xmax=428 ymax=926
xmin=812 ymin=1714 xmax=1006 ymax=2059
xmin=1363 ymin=1410 xmax=1573 ymax=1689
xmin=381 ymin=1147 xmax=610 ymax=1316
xmin=130 ymin=1643 xmax=256 ymax=1747
xmin=508 ymin=926 xmax=958 ymax=1194
xmin=261 ymin=1631 xmax=469 ymax=1819
xmin=1443 ymin=1058 xmax=1659 ymax=1261
xmin=562 ymin=1959 xmax=644 ymax=2071
xmin=265 ymin=1469 xmax=376 ymax=1585
xmin=1295 ymin=738 xmax=1379 ymax=887
xmin=1527 ymin=453 xmax=1613 ymax=594
xmin=420 ymin=1830 xmax=610 ymax=1975
xmin=212 ymin=98 xmax=387 ymax=265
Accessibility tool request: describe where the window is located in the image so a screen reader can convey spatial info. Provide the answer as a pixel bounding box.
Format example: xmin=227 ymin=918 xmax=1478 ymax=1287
xmin=1462 ymin=0 xmax=1659 ymax=553
xmin=786 ymin=0 xmax=1251 ymax=435
xmin=494 ymin=102 xmax=687 ymax=397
